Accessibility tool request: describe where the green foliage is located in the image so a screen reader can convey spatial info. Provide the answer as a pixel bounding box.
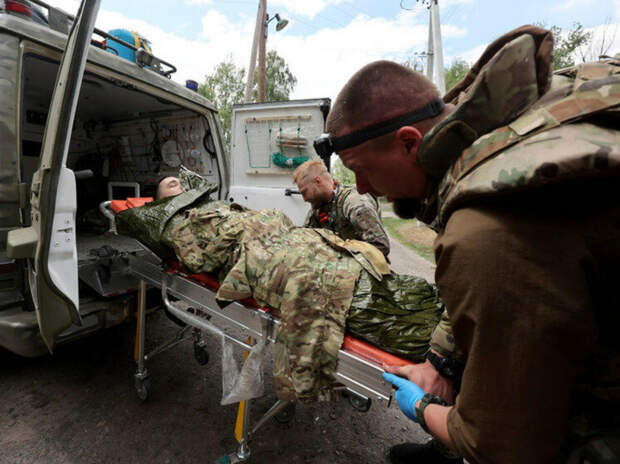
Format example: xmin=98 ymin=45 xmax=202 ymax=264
xmin=444 ymin=58 xmax=470 ymax=91
xmin=198 ymin=56 xmax=245 ymax=150
xmin=546 ymin=22 xmax=593 ymax=70
xmin=199 ymin=50 xmax=297 ymax=151
xmin=402 ymin=56 xmax=470 ymax=91
xmin=259 ymin=50 xmax=298 ymax=102
xmin=331 ymin=157 xmax=356 ymax=185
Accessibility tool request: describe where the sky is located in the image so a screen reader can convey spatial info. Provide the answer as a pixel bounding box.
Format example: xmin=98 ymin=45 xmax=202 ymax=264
xmin=47 ymin=0 xmax=620 ymax=101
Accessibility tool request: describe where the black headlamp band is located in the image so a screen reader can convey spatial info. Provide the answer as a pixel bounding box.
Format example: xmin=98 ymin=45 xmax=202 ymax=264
xmin=329 ymin=98 xmax=445 ymax=153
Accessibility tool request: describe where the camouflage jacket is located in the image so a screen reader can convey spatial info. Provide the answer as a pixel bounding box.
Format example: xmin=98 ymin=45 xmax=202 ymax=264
xmin=171 ymin=204 xmax=363 ymax=402
xmin=423 ymin=27 xmax=620 ymax=361
xmin=304 ymin=185 xmax=390 ymax=257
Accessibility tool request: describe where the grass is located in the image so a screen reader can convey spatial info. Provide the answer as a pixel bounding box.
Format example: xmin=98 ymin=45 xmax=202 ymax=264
xmin=383 ymin=216 xmax=436 ymax=263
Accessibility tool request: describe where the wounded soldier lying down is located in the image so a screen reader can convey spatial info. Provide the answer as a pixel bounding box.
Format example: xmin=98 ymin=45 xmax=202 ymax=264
xmin=117 ymin=169 xmax=443 ymax=402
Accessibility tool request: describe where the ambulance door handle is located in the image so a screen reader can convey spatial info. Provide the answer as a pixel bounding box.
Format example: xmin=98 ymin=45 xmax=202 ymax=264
xmin=284 ymin=188 xmax=301 ymax=196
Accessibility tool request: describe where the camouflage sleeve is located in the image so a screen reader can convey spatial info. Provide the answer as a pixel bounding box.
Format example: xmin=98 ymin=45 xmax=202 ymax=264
xmin=429 ymin=309 xmax=463 ymax=362
xmin=342 ymin=192 xmax=391 ymax=257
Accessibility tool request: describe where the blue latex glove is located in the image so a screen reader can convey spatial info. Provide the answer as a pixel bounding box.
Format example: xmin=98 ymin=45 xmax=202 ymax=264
xmin=383 ymin=372 xmax=425 ymax=422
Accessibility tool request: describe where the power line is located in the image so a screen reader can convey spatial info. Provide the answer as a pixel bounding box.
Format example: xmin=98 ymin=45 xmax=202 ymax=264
xmin=315 ymin=10 xmax=349 ymax=29
xmin=330 ymin=3 xmax=358 ymax=21
xmin=336 ymin=1 xmax=375 ymax=19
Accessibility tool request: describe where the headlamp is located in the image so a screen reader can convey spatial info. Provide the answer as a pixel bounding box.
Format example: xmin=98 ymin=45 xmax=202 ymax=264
xmin=313 ymin=98 xmax=445 ymax=158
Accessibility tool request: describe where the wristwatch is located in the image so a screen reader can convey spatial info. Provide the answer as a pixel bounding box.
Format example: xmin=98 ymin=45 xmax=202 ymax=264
xmin=415 ymin=393 xmax=448 ymax=433
xmin=426 ymin=351 xmax=463 ymax=388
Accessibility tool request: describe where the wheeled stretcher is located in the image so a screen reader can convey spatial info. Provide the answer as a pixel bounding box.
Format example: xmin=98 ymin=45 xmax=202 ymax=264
xmin=127 ymin=252 xmax=414 ymax=463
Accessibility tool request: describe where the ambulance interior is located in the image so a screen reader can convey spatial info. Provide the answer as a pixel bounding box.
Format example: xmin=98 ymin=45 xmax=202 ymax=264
xmin=20 ymin=54 xmax=222 ymax=306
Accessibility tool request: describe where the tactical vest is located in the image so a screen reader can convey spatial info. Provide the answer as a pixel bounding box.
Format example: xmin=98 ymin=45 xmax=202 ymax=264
xmin=415 ymin=27 xmax=620 ymax=462
xmin=435 ymin=58 xmax=620 ymax=229
xmin=315 ymin=185 xmax=372 ymax=241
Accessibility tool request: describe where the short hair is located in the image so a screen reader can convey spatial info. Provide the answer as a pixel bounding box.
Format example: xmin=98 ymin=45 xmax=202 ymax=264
xmin=293 ymin=159 xmax=330 ymax=186
xmin=326 ymin=60 xmax=441 ymax=136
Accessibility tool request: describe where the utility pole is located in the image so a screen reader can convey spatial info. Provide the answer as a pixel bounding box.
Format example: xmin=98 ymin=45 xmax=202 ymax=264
xmin=257 ymin=0 xmax=267 ymax=102
xmin=244 ymin=0 xmax=266 ymax=102
xmin=420 ymin=0 xmax=445 ymax=94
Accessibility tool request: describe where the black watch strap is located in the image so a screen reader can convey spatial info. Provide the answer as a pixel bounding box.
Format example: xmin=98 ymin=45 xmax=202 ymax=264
xmin=426 ymin=351 xmax=463 ymax=387
xmin=415 ymin=393 xmax=448 ymax=434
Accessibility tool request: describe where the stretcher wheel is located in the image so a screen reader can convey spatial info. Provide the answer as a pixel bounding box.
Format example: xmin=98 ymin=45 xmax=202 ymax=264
xmin=194 ymin=343 xmax=209 ymax=365
xmin=348 ymin=392 xmax=371 ymax=412
xmin=135 ymin=377 xmax=151 ymax=401
xmin=274 ymin=402 xmax=296 ymax=424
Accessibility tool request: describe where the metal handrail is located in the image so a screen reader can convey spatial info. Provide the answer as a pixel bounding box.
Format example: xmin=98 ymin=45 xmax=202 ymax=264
xmin=26 ymin=0 xmax=177 ymax=77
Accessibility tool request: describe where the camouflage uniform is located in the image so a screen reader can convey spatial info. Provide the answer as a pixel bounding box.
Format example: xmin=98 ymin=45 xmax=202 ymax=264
xmin=304 ymin=184 xmax=390 ymax=257
xmin=171 ymin=204 xmax=364 ymax=403
xmin=118 ymin=171 xmax=443 ymax=402
xmin=415 ymin=27 xmax=620 ymax=463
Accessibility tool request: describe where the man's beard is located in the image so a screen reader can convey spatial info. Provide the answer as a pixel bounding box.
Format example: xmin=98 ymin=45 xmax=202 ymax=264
xmin=392 ymin=198 xmax=422 ymax=219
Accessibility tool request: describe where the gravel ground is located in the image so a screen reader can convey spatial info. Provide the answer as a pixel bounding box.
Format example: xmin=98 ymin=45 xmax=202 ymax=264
xmin=387 ymin=236 xmax=435 ymax=283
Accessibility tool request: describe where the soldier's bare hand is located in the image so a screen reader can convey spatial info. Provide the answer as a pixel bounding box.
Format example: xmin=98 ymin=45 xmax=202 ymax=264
xmin=383 ymin=360 xmax=455 ymax=404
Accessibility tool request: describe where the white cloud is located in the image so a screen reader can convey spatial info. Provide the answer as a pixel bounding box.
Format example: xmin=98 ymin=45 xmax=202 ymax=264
xmin=45 ymin=1 xmax=470 ymax=102
xmin=270 ymin=9 xmax=468 ymax=99
xmin=269 ymin=0 xmax=353 ymax=19
xmin=554 ymin=0 xmax=594 ymax=10
xmin=446 ymin=42 xmax=487 ymax=65
xmin=581 ymin=22 xmax=620 ymax=60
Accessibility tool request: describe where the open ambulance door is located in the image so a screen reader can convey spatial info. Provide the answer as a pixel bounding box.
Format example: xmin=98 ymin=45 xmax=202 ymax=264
xmin=228 ymin=99 xmax=331 ymax=225
xmin=21 ymin=0 xmax=100 ymax=351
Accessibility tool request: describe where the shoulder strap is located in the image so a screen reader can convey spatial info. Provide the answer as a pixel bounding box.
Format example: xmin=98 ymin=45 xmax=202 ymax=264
xmin=451 ymin=69 xmax=620 ymax=184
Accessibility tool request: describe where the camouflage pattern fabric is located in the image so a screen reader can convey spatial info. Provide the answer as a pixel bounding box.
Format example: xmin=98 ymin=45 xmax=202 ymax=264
xmin=347 ymin=270 xmax=443 ymax=362
xmin=416 ymin=29 xmax=620 ymax=228
xmin=171 ymin=206 xmax=362 ymax=402
xmin=435 ymin=58 xmax=620 ymax=229
xmin=415 ymin=28 xmax=620 ymax=359
xmin=313 ymin=228 xmax=390 ymax=280
xmin=115 ymin=177 xmax=218 ymax=259
xmin=429 ymin=309 xmax=462 ymax=361
xmin=418 ymin=27 xmax=553 ymax=182
xmin=305 ymin=185 xmax=390 ymax=257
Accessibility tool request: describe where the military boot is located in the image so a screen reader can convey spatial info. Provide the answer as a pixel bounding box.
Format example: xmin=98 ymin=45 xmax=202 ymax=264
xmin=389 ymin=440 xmax=463 ymax=464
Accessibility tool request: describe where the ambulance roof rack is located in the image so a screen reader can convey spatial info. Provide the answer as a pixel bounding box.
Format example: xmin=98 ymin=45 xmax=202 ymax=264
xmin=26 ymin=0 xmax=177 ymax=78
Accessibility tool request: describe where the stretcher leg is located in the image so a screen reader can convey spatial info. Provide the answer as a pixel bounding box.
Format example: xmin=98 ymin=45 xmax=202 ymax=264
xmin=134 ymin=280 xmax=150 ymax=401
xmin=218 ymin=399 xmax=294 ymax=464
xmin=145 ymin=324 xmax=192 ymax=361
xmin=192 ymin=328 xmax=209 ymax=365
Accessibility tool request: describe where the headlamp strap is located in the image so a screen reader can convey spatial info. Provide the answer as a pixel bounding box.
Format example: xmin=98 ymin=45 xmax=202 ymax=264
xmin=331 ymin=98 xmax=445 ymax=153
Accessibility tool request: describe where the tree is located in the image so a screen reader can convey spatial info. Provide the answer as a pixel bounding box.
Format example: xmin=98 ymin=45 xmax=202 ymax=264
xmin=331 ymin=157 xmax=356 ymax=185
xmin=260 ymin=50 xmax=297 ymax=102
xmin=199 ymin=50 xmax=297 ymax=150
xmin=402 ymin=56 xmax=470 ymax=92
xmin=198 ymin=56 xmax=245 ymax=150
xmin=547 ymin=22 xmax=593 ymax=70
xmin=578 ymin=18 xmax=617 ymax=62
xmin=444 ymin=59 xmax=470 ymax=91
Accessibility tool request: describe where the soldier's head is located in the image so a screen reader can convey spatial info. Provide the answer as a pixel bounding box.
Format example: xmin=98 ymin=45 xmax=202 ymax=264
xmin=323 ymin=60 xmax=452 ymax=218
xmin=156 ymin=176 xmax=184 ymax=199
xmin=293 ymin=159 xmax=336 ymax=209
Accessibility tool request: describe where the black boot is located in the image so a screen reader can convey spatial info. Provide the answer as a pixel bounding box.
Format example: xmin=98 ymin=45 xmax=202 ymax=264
xmin=389 ymin=441 xmax=463 ymax=464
